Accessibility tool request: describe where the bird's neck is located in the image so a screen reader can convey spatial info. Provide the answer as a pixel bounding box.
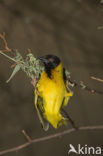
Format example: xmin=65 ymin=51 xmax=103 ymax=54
xmin=51 ymin=63 xmax=63 ymax=80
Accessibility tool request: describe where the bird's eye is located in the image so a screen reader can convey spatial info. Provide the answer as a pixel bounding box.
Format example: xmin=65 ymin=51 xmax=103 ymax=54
xmin=49 ymin=58 xmax=54 ymax=63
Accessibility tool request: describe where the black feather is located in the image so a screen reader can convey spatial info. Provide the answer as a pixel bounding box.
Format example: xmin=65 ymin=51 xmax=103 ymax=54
xmin=63 ymin=68 xmax=67 ymax=83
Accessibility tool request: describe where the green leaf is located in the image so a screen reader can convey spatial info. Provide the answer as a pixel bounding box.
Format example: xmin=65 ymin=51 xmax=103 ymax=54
xmin=6 ymin=64 xmax=21 ymax=83
xmin=80 ymin=82 xmax=86 ymax=89
xmin=65 ymin=69 xmax=71 ymax=78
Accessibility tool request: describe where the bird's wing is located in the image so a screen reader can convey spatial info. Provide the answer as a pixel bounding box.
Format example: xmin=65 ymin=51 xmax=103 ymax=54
xmin=34 ymin=88 xmax=49 ymax=131
xmin=62 ymin=91 xmax=73 ymax=107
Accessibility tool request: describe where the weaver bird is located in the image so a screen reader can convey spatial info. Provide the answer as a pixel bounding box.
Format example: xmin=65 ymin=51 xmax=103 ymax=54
xmin=34 ymin=55 xmax=75 ymax=130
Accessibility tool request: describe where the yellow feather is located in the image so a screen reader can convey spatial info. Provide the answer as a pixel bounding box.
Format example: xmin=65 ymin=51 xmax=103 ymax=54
xmin=35 ymin=62 xmax=73 ymax=128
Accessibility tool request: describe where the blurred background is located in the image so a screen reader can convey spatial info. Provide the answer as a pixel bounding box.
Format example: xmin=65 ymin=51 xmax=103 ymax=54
xmin=0 ymin=0 xmax=103 ymax=156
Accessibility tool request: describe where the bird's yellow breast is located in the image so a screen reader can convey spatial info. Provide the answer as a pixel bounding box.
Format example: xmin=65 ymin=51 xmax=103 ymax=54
xmin=35 ymin=63 xmax=72 ymax=128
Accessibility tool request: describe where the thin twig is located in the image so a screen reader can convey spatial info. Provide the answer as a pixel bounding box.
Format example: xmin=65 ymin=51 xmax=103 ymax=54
xmin=0 ymin=51 xmax=17 ymax=62
xmin=27 ymin=48 xmax=32 ymax=53
xmin=61 ymin=108 xmax=78 ymax=130
xmin=68 ymin=79 xmax=103 ymax=94
xmin=91 ymin=76 xmax=103 ymax=83
xmin=21 ymin=130 xmax=32 ymax=142
xmin=0 ymin=125 xmax=103 ymax=155
xmin=0 ymin=32 xmax=11 ymax=52
xmin=31 ymin=76 xmax=37 ymax=88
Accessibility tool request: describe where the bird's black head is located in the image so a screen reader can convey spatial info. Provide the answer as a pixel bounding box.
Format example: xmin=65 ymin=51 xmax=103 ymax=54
xmin=38 ymin=54 xmax=61 ymax=69
xmin=38 ymin=55 xmax=61 ymax=78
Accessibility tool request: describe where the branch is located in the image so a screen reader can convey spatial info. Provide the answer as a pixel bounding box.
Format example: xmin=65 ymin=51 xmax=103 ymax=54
xmin=91 ymin=76 xmax=103 ymax=83
xmin=0 ymin=125 xmax=103 ymax=155
xmin=68 ymin=79 xmax=103 ymax=94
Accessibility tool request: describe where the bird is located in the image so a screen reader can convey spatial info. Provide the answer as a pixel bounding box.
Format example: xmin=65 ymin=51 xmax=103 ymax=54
xmin=34 ymin=54 xmax=73 ymax=130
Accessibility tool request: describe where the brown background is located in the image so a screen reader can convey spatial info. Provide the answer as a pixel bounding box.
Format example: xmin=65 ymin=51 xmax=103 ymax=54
xmin=0 ymin=0 xmax=103 ymax=156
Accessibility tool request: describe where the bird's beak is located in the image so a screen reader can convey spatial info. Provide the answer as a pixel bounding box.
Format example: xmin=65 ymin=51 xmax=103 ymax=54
xmin=38 ymin=56 xmax=48 ymax=64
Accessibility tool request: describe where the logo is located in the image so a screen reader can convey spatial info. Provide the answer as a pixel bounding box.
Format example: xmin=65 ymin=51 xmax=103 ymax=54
xmin=68 ymin=144 xmax=102 ymax=155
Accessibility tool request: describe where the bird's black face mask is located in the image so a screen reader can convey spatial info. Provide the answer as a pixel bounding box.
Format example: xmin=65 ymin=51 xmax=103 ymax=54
xmin=38 ymin=54 xmax=61 ymax=78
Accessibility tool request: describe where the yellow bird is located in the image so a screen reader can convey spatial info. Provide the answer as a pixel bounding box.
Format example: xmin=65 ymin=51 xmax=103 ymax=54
xmin=34 ymin=55 xmax=73 ymax=130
